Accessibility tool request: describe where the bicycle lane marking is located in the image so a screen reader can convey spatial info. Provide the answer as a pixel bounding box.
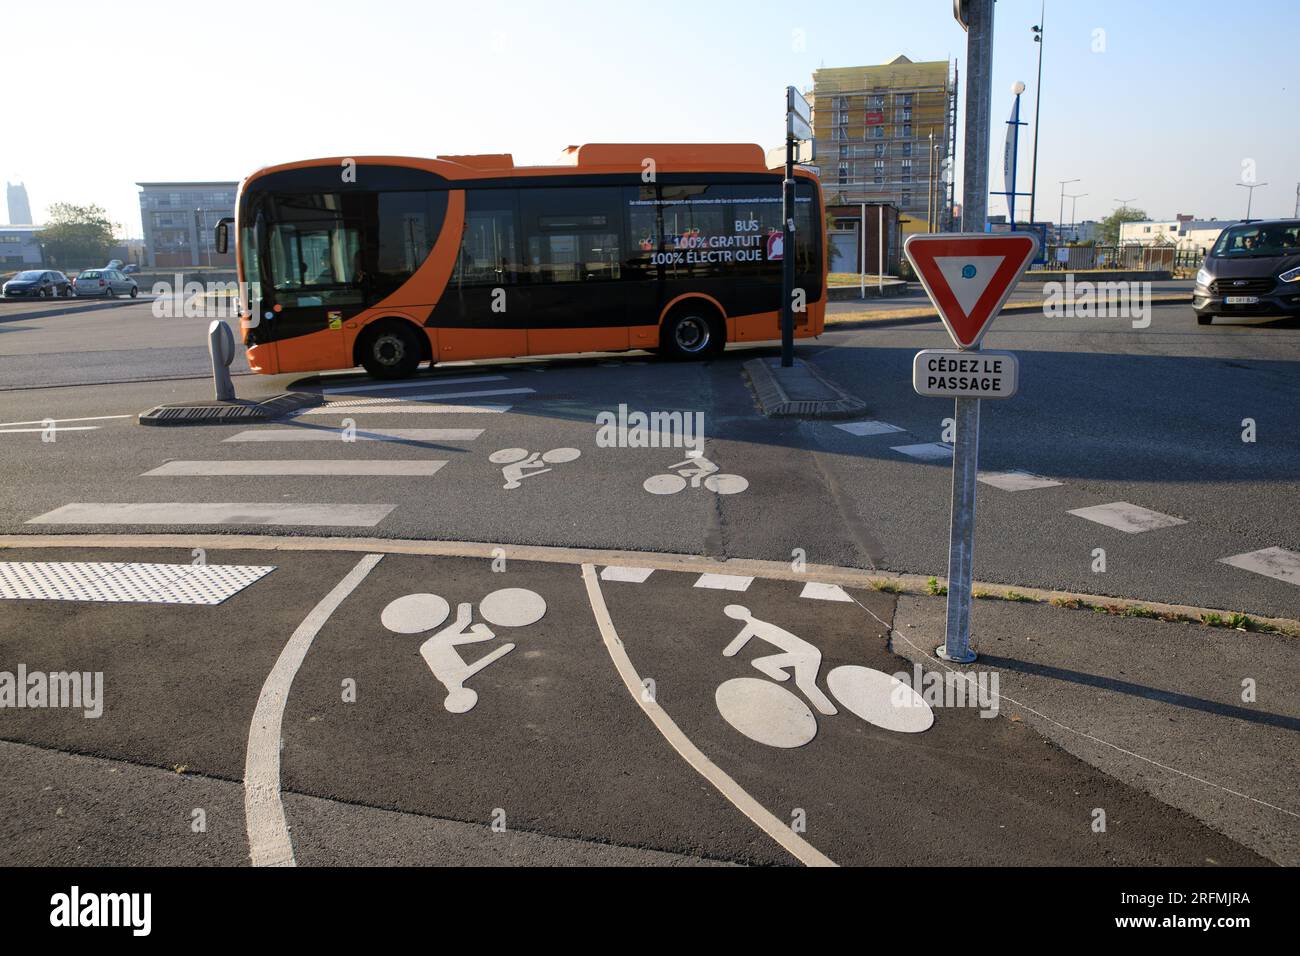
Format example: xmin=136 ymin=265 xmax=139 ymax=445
xmin=580 ymin=563 xmax=836 ymax=868
xmin=244 ymin=553 xmax=384 ymax=867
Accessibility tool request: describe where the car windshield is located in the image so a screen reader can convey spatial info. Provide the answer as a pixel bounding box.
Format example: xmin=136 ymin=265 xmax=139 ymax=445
xmin=79 ymin=271 xmax=101 ymax=278
xmin=1211 ymin=222 xmax=1300 ymax=257
xmin=14 ymin=271 xmax=43 ymax=280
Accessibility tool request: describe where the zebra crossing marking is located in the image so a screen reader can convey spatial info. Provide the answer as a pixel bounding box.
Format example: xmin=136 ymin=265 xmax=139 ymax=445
xmin=1068 ymin=502 xmax=1188 ymax=534
xmin=223 ymin=428 xmax=484 ymax=443
xmin=978 ymin=470 xmax=1063 ymax=491
xmin=835 ymin=421 xmax=905 ymax=437
xmin=890 ymin=442 xmax=954 ymax=461
xmin=693 ymin=573 xmax=755 ymax=592
xmin=141 ymin=460 xmax=448 ymax=477
xmin=26 ymin=503 xmax=395 ymax=528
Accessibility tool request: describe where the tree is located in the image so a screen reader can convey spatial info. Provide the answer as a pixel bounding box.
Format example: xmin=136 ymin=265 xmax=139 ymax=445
xmin=35 ymin=203 xmax=118 ymax=268
xmin=1098 ymin=206 xmax=1149 ymax=247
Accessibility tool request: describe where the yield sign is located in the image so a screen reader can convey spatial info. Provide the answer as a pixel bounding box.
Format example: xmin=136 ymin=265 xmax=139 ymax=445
xmin=904 ymin=232 xmax=1040 ymax=349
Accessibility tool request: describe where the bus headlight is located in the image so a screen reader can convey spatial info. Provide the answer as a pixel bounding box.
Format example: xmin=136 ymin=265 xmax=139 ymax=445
xmin=1195 ymin=267 xmax=1213 ymax=288
xmin=1280 ymin=267 xmax=1300 ymax=283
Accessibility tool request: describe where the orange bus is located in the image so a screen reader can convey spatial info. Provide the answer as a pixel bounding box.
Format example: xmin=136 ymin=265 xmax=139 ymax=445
xmin=220 ymin=143 xmax=825 ymax=379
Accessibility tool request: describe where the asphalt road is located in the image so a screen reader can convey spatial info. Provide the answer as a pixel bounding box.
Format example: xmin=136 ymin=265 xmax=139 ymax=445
xmin=1 ymin=299 xmax=1295 ymax=617
xmin=0 ymin=544 xmax=1266 ymax=866
xmin=1 ymin=295 xmax=1296 ymax=866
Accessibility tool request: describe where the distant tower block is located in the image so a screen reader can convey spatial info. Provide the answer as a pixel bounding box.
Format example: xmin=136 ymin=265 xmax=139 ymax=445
xmin=7 ymin=182 xmax=33 ymax=225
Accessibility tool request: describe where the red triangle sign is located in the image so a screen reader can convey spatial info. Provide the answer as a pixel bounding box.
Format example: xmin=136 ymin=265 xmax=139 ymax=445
xmin=904 ymin=232 xmax=1040 ymax=349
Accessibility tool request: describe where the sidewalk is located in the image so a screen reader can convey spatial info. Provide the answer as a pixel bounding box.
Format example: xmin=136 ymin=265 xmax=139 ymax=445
xmin=888 ymin=592 xmax=1300 ymax=866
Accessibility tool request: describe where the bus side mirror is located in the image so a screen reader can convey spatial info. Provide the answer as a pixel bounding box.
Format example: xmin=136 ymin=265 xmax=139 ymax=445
xmin=215 ymin=218 xmax=234 ymax=255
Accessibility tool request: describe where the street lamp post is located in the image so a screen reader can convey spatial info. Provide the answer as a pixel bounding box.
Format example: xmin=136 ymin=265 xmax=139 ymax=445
xmin=1236 ymin=182 xmax=1268 ymax=221
xmin=1058 ymin=178 xmax=1079 ymax=241
xmin=1028 ymin=1 xmax=1046 ymax=225
xmin=1065 ymin=192 xmax=1087 ymax=239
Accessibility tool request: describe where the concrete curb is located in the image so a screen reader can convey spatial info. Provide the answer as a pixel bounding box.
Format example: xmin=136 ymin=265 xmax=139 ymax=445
xmin=824 ymin=293 xmax=1191 ymax=330
xmin=2 ymin=533 xmax=1294 ymax=638
xmin=743 ymin=357 xmax=867 ymax=419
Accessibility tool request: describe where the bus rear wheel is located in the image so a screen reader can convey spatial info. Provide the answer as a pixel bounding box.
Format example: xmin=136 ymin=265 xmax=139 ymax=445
xmin=359 ymin=320 xmax=423 ymax=379
xmin=661 ymin=306 xmax=724 ymax=360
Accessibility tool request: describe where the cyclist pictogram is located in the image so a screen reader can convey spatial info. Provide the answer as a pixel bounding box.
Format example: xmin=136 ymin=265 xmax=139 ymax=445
xmin=380 ymin=587 xmax=548 ymax=714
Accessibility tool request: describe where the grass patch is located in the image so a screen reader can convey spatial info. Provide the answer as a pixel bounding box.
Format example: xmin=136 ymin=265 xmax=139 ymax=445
xmin=925 ymin=576 xmax=947 ymax=596
xmin=869 ymin=579 xmax=903 ymax=594
xmin=1004 ymin=590 xmax=1036 ymax=603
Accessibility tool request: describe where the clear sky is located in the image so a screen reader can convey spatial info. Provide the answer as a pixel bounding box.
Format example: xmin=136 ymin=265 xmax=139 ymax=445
xmin=6 ymin=0 xmax=1297 ymax=235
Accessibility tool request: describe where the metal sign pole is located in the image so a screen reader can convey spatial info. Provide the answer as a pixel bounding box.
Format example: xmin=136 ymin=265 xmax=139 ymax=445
xmin=781 ymin=140 xmax=796 ymax=368
xmin=940 ymin=385 xmax=981 ymax=663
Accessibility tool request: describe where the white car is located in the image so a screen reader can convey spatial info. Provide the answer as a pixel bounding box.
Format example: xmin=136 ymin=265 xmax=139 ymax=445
xmin=74 ymin=269 xmax=138 ymax=298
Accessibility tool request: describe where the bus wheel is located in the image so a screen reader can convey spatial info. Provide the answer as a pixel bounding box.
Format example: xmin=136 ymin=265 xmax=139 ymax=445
xmin=661 ymin=306 xmax=723 ymax=360
xmin=359 ymin=320 xmax=422 ymax=379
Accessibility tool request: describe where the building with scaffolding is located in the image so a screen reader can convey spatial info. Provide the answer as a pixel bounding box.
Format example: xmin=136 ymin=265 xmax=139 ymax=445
xmin=811 ymin=56 xmax=957 ymax=233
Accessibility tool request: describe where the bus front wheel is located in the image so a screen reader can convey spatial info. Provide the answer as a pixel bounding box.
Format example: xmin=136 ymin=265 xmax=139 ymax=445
xmin=359 ymin=320 xmax=423 ymax=379
xmin=661 ymin=306 xmax=724 ymax=360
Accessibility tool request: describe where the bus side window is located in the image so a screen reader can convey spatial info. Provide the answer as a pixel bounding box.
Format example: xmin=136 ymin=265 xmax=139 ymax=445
xmin=452 ymin=190 xmax=520 ymax=288
xmin=519 ymin=187 xmax=623 ymax=284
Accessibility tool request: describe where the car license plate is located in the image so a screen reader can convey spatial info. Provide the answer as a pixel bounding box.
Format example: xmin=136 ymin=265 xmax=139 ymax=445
xmin=1225 ymin=296 xmax=1258 ymax=305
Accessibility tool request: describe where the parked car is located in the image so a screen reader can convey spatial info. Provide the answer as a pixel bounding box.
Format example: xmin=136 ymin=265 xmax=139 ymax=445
xmin=122 ymin=264 xmax=140 ymax=274
xmin=1193 ymin=219 xmax=1300 ymax=324
xmin=73 ymin=269 xmax=138 ymax=298
xmin=2 ymin=270 xmax=75 ymax=298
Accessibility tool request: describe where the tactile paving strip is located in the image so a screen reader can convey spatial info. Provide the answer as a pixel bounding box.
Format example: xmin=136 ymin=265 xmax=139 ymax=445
xmin=0 ymin=562 xmax=275 ymax=605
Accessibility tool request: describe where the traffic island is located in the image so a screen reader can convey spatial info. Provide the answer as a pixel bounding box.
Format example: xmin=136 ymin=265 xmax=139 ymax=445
xmin=138 ymin=392 xmax=322 ymax=426
xmin=743 ymin=356 xmax=867 ymax=419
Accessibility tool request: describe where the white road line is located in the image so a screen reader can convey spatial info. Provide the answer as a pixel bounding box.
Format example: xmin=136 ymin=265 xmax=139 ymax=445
xmin=0 ymin=415 xmax=131 ymax=428
xmin=693 ymin=573 xmax=754 ymax=592
xmin=1067 ymin=502 xmax=1188 ymax=534
xmin=317 ymin=374 xmax=507 ymax=395
xmin=26 ymin=503 xmax=395 ymax=527
xmin=977 ymin=470 xmax=1063 ymax=491
xmin=834 ymin=421 xmax=905 ymax=437
xmin=890 ymin=442 xmax=953 ymax=461
xmin=0 ymin=561 xmax=274 ymax=605
xmin=141 ymin=460 xmax=447 ymax=477
xmin=317 ymin=387 xmax=533 ymax=406
xmin=799 ymin=582 xmax=853 ymax=602
xmin=581 ymin=564 xmax=835 ymax=868
xmin=297 ymin=404 xmax=511 ymax=416
xmin=0 ymin=426 xmax=98 ymax=434
xmin=245 ymin=553 xmax=384 ymax=866
xmin=224 ymin=428 xmax=484 ymax=443
xmin=599 ymin=566 xmax=656 ymax=583
xmin=1219 ymin=547 xmax=1300 ymax=587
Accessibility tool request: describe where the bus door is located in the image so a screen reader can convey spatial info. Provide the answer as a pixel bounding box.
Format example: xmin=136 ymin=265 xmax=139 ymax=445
xmin=515 ymin=186 xmax=630 ymax=355
xmin=439 ymin=188 xmax=528 ymax=361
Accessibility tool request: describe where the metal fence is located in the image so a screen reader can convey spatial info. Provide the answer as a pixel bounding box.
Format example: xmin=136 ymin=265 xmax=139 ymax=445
xmin=1039 ymin=244 xmax=1198 ymax=273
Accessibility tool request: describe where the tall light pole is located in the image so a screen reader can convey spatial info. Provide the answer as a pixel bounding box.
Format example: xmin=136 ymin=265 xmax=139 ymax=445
xmin=1028 ymin=1 xmax=1046 ymax=224
xmin=1058 ymin=178 xmax=1079 ymax=239
xmin=1065 ymin=192 xmax=1087 ymax=239
xmin=1112 ymin=197 xmax=1137 ymax=248
xmin=1237 ymin=182 xmax=1268 ymax=221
